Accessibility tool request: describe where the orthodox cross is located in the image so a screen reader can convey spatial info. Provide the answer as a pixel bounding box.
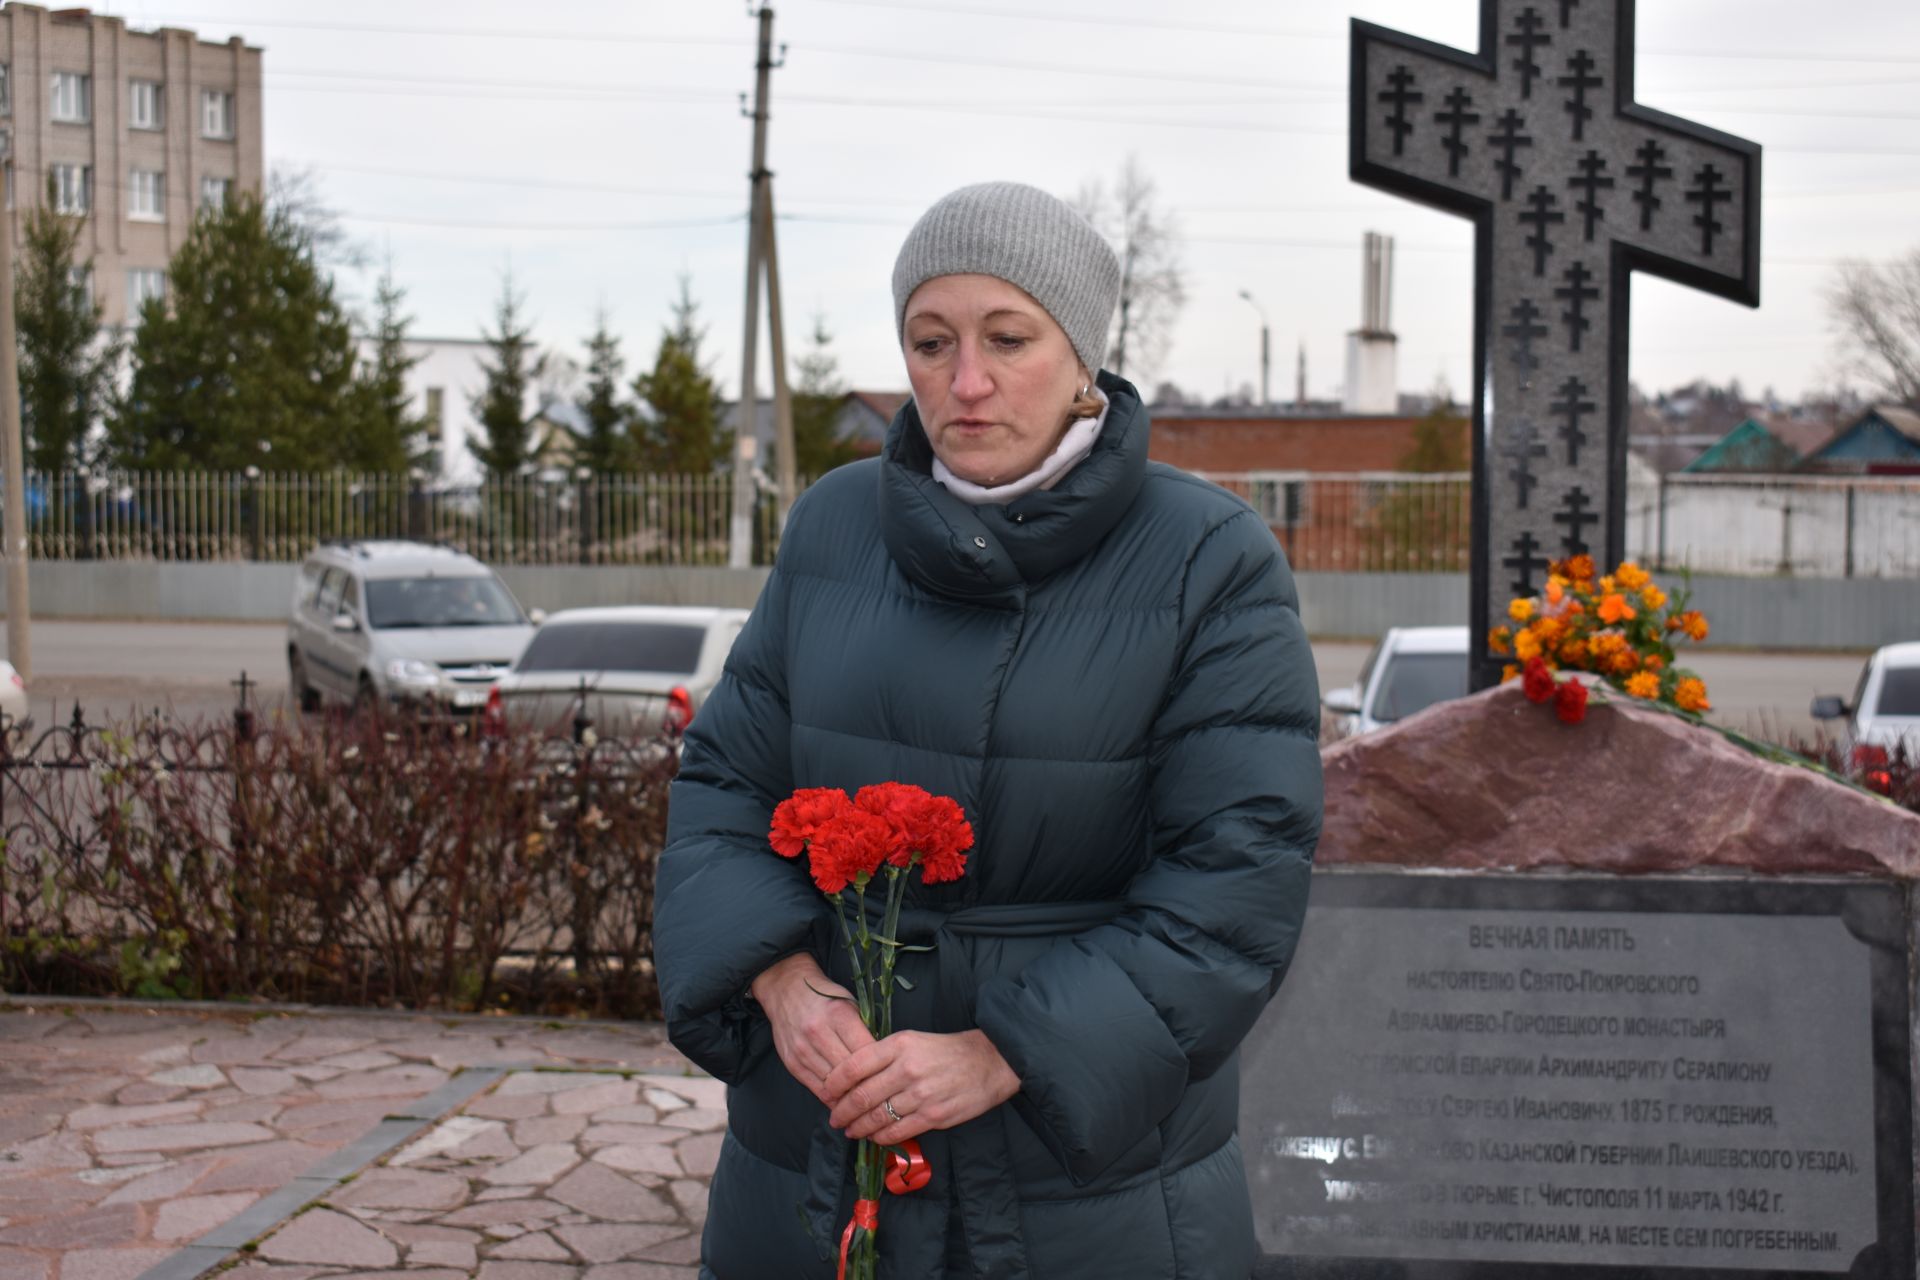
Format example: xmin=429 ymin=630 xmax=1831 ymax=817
xmin=1350 ymin=0 xmax=1759 ymax=691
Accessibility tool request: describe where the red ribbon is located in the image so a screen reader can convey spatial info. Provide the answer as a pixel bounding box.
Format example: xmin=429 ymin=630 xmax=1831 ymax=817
xmin=833 ymin=1140 xmax=932 ymax=1279
xmin=837 ymin=1199 xmax=879 ymax=1280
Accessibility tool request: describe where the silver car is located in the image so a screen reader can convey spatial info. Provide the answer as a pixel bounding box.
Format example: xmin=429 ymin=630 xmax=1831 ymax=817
xmin=487 ymin=605 xmax=750 ymax=738
xmin=287 ymin=540 xmax=538 ymax=714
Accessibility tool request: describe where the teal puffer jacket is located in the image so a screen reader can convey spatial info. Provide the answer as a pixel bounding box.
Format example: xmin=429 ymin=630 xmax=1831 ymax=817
xmin=654 ymin=374 xmax=1322 ymax=1279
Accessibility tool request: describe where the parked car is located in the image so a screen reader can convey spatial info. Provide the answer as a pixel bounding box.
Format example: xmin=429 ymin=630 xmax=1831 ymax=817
xmin=287 ymin=540 xmax=539 ymax=715
xmin=485 ymin=605 xmax=751 ymax=739
xmin=1812 ymin=641 xmax=1920 ymax=781
xmin=0 ymin=659 xmax=27 ymax=726
xmin=1322 ymin=625 xmax=1471 ymax=738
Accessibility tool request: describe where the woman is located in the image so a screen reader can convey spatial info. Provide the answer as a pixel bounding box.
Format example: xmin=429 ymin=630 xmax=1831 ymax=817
xmin=654 ymin=181 xmax=1322 ymax=1279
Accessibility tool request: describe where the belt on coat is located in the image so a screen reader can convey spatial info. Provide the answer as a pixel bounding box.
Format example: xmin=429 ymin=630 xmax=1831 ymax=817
xmin=803 ymin=897 xmax=1127 ymax=1280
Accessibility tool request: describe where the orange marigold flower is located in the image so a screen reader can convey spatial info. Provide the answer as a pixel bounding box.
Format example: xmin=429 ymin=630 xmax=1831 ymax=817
xmin=1532 ymin=616 xmax=1563 ymax=645
xmin=1598 ymin=575 xmax=1618 ymax=595
xmin=1597 ymin=593 xmax=1637 ymax=625
xmin=1682 ymin=611 xmax=1709 ymax=642
xmin=1616 ymin=561 xmax=1650 ymax=591
xmin=1640 ymin=585 xmax=1668 ymax=610
xmin=1590 ymin=632 xmax=1625 ymax=656
xmin=1609 ymin=649 xmax=1640 ymax=675
xmin=1565 ymin=554 xmax=1596 ymax=581
xmin=1558 ymin=638 xmax=1588 ymax=665
xmin=1624 ymin=671 xmax=1660 ymax=699
xmin=1508 ymin=598 xmax=1537 ymax=623
xmin=1514 ymin=629 xmax=1543 ymax=662
xmin=1545 ymin=576 xmax=1568 ymax=606
xmin=1674 ymin=677 xmax=1711 ymax=713
xmin=1502 ymin=663 xmax=1520 ymax=683
xmin=1489 ymin=625 xmax=1513 ymax=656
xmin=1642 ymin=653 xmax=1665 ymax=673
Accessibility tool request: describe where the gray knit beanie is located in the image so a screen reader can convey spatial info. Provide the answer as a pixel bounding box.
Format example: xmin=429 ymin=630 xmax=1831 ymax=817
xmin=892 ymin=181 xmax=1121 ymax=376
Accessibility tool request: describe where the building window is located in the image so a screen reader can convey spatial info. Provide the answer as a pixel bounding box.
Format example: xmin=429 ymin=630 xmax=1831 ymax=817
xmin=50 ymin=71 xmax=90 ymax=123
xmin=200 ymin=90 xmax=234 ymax=139
xmin=128 ymin=169 xmax=164 ymax=221
xmin=198 ymin=175 xmax=231 ymax=210
xmin=51 ymin=164 xmax=91 ymax=215
xmin=129 ymin=80 xmax=163 ymax=130
xmin=127 ymin=268 xmax=167 ymax=312
xmin=66 ymin=266 xmax=92 ymax=307
xmin=1249 ymin=477 xmax=1309 ymax=529
xmin=424 ymin=388 xmax=445 ymax=442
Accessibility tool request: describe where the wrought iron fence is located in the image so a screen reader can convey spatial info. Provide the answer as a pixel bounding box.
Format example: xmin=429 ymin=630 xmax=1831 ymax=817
xmin=0 ymin=687 xmax=677 ymax=1015
xmin=6 ymin=470 xmax=787 ymax=566
xmin=4 ymin=468 xmax=1916 ymax=576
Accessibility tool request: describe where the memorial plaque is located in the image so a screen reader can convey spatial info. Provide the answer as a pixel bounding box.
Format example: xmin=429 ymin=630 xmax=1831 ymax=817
xmin=1243 ymin=873 xmax=1913 ymax=1277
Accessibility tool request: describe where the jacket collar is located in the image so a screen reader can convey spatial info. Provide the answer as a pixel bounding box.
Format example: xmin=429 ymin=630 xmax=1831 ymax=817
xmin=877 ymin=371 xmax=1149 ymax=601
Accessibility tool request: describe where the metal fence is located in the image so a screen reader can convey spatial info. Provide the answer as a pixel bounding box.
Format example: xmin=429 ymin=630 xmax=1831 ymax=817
xmin=4 ymin=468 xmax=1917 ymax=576
xmin=7 ymin=471 xmax=786 ymax=566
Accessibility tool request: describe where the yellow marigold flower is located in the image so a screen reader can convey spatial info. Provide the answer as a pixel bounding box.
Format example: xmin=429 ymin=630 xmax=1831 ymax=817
xmin=1598 ymin=575 xmax=1617 ymax=595
xmin=1489 ymin=625 xmax=1513 ymax=656
xmin=1502 ymin=663 xmax=1520 ymax=683
xmin=1508 ymin=598 xmax=1536 ymax=622
xmin=1616 ymin=561 xmax=1650 ymax=590
xmin=1639 ymin=585 xmax=1668 ymax=610
xmin=1514 ymin=629 xmax=1543 ymax=662
xmin=1596 ymin=593 xmax=1636 ymax=624
xmin=1533 ymin=616 xmax=1563 ymax=645
xmin=1625 ymin=672 xmax=1660 ymax=699
xmin=1675 ymin=677 xmax=1711 ymax=713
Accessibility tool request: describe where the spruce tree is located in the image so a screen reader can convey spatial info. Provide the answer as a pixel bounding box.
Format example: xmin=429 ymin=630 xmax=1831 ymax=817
xmin=576 ymin=308 xmax=634 ymax=473
xmin=469 ymin=272 xmax=543 ymax=477
xmin=633 ymin=276 xmax=729 ymax=473
xmin=110 ymin=192 xmax=362 ymax=471
xmin=15 ymin=179 xmax=119 ymax=471
xmin=341 ymin=262 xmax=426 ymax=474
xmin=788 ymin=314 xmax=863 ymax=477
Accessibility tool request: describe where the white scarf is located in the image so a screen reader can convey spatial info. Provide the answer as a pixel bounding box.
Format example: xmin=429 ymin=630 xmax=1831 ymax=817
xmin=930 ymin=390 xmax=1111 ymax=505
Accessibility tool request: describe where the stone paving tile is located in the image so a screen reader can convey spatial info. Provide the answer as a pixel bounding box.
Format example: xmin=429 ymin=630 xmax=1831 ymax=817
xmin=0 ymin=1003 xmax=690 ymax=1279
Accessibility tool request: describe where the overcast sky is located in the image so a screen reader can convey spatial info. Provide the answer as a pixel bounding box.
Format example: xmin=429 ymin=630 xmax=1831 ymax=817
xmin=118 ymin=0 xmax=1920 ymax=406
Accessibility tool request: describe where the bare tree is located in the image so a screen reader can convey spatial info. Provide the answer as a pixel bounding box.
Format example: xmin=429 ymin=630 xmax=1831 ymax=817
xmin=267 ymin=165 xmax=371 ymax=272
xmin=1826 ymin=246 xmax=1920 ymax=408
xmin=1071 ymin=155 xmax=1186 ymax=384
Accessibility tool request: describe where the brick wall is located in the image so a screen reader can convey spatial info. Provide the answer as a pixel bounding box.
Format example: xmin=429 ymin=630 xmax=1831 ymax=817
xmin=1146 ymin=414 xmax=1423 ymax=474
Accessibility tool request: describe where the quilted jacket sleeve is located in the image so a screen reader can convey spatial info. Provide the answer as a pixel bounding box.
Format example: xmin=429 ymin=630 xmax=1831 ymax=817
xmin=974 ymin=507 xmax=1323 ymax=1182
xmin=651 ymin=558 xmax=833 ymax=1084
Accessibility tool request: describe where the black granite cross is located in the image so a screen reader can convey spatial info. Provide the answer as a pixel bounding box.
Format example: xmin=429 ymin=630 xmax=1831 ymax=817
xmin=1553 ymin=485 xmax=1599 ymax=554
xmin=1558 ymin=48 xmax=1603 ymax=141
xmin=1503 ymin=531 xmax=1551 ymax=598
xmin=1500 ymin=419 xmax=1549 ymax=509
xmin=1352 ymin=0 xmax=1760 ymax=691
xmin=1554 ymin=261 xmax=1599 ymax=351
xmin=1434 ymin=87 xmax=1481 ymax=178
xmin=1568 ymin=150 xmax=1613 ymax=240
xmin=1549 ymin=375 xmax=1596 ymax=464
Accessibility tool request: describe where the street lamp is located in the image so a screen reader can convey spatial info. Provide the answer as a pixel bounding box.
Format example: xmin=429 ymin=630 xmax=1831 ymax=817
xmin=1238 ymin=289 xmax=1271 ymax=411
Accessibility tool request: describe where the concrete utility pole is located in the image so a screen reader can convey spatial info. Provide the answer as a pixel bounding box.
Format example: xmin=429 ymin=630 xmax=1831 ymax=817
xmin=760 ymin=190 xmax=796 ymax=528
xmin=1238 ymin=289 xmax=1270 ymax=411
xmin=0 ymin=128 xmax=29 ymax=680
xmin=728 ymin=5 xmax=792 ymax=568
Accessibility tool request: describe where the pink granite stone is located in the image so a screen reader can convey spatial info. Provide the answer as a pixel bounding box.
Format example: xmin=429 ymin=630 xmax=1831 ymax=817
xmin=1319 ymin=682 xmax=1920 ymax=873
xmin=476 ymin=1263 xmax=581 ymax=1280
xmin=0 ymin=1247 xmax=47 ymax=1280
xmin=46 ymin=1248 xmax=173 ymax=1280
xmin=63 ymin=1103 xmax=201 ymax=1131
xmin=549 ymin=1081 xmax=638 ymax=1117
xmin=554 ymin=1224 xmax=686 ymax=1264
xmin=441 ymin=1199 xmax=567 ymax=1229
xmin=93 ymin=1122 xmax=274 ymax=1154
xmin=578 ymin=1125 xmax=681 ymax=1148
xmin=581 ymin=1265 xmax=698 ymax=1280
xmin=152 ymin=1191 xmax=258 ymax=1241
xmin=0 ymin=1204 xmax=139 ymax=1249
xmin=548 ymin=1165 xmax=677 ymax=1224
xmin=330 ymin=1169 xmax=469 ymax=1212
xmin=493 ymin=1232 xmax=572 ymax=1261
xmin=257 ymin=1209 xmax=398 ymax=1267
xmin=672 ymin=1134 xmax=722 ymax=1179
xmin=511 ymin=1115 xmax=586 ymax=1147
xmin=410 ymin=1240 xmax=481 ymax=1269
xmin=591 ymin=1145 xmax=680 ymax=1178
xmin=657 ymin=1110 xmax=724 ymax=1133
xmin=483 ymin=1145 xmax=581 ymax=1188
xmin=465 ymin=1093 xmax=549 ymax=1121
xmin=637 ymin=1235 xmax=699 ymax=1266
xmin=228 ymin=1068 xmax=298 ymax=1097
xmin=99 ymin=1158 xmax=213 ymax=1205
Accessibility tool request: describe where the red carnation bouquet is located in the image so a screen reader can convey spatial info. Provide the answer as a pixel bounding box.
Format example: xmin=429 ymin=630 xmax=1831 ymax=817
xmin=768 ymin=781 xmax=973 ymax=1280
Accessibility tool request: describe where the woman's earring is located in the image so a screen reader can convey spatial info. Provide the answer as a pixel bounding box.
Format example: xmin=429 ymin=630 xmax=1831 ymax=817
xmin=1077 ymin=384 xmax=1089 ymax=397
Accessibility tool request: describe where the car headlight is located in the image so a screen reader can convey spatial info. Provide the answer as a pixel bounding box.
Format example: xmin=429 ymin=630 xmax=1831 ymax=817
xmin=386 ymin=658 xmax=441 ymax=687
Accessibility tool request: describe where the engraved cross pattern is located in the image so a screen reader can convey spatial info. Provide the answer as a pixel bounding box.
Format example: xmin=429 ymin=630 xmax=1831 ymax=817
xmin=1351 ymin=0 xmax=1760 ymax=690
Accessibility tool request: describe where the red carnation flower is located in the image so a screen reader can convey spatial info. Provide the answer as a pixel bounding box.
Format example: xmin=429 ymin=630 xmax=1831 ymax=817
xmin=1553 ymin=678 xmax=1588 ymax=725
xmin=1521 ymin=656 xmax=1555 ymax=704
xmin=768 ymin=787 xmax=853 ymax=859
xmin=806 ymin=808 xmax=895 ymax=895
xmin=856 ymin=782 xmax=972 ymax=882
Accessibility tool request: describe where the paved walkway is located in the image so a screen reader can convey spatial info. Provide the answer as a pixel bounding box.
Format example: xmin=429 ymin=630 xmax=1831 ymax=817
xmin=0 ymin=1001 xmax=718 ymax=1280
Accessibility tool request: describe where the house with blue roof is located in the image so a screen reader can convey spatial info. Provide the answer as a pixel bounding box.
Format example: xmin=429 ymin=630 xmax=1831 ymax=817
xmin=1800 ymin=405 xmax=1920 ymax=475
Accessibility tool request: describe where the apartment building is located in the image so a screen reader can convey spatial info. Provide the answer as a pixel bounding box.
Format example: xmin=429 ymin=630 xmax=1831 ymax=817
xmin=0 ymin=3 xmax=262 ymax=326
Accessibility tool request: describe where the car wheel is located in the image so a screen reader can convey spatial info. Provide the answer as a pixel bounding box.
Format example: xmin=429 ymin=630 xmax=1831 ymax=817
xmin=289 ymin=648 xmax=322 ymax=713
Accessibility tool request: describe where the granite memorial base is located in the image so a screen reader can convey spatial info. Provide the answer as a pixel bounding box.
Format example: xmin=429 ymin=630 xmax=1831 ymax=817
xmin=1245 ymin=683 xmax=1920 ymax=1278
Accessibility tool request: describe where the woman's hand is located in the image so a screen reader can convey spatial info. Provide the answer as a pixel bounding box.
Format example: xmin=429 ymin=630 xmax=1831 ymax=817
xmin=750 ymin=953 xmax=876 ymax=1107
xmin=823 ymin=1029 xmax=1021 ymax=1144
